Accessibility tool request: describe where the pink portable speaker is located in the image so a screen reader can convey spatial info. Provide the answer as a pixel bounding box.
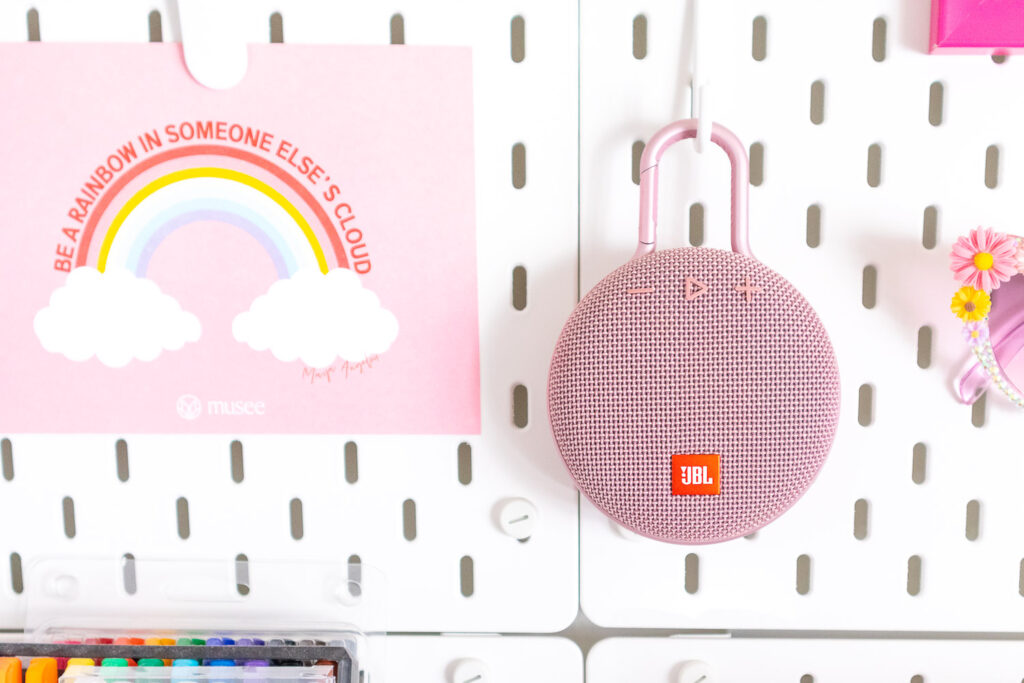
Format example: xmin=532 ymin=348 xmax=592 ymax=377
xmin=548 ymin=120 xmax=840 ymax=545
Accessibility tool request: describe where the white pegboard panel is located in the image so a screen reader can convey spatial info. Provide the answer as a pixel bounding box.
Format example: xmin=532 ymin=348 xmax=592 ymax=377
xmin=380 ymin=635 xmax=581 ymax=683
xmin=0 ymin=0 xmax=579 ymax=633
xmin=581 ymin=0 xmax=1024 ymax=630
xmin=587 ymin=637 xmax=1024 ymax=682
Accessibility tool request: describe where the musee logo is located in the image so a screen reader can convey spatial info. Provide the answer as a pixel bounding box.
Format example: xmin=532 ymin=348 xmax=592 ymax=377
xmin=176 ymin=394 xmax=202 ymax=420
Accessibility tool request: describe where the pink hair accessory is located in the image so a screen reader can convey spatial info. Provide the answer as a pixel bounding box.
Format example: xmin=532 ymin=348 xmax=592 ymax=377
xmin=950 ymin=227 xmax=1017 ymax=292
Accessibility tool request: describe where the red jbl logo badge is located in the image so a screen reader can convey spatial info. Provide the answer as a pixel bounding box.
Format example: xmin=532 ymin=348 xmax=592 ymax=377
xmin=671 ymin=454 xmax=721 ymax=495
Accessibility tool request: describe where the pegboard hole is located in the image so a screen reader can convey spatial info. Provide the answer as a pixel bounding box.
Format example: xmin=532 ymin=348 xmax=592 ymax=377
xmin=872 ymin=17 xmax=887 ymax=62
xmin=235 ymin=553 xmax=250 ymax=596
xmin=631 ymin=140 xmax=645 ymax=185
xmin=511 ymin=143 xmax=527 ymax=189
xmin=853 ymin=499 xmax=870 ymax=540
xmin=390 ymin=14 xmax=405 ymax=45
xmin=744 ymin=531 xmax=758 ymax=541
xmin=512 ymin=265 xmax=528 ymax=310
xmin=810 ymin=80 xmax=826 ymax=125
xmin=121 ymin=553 xmax=137 ymax=595
xmin=862 ymin=265 xmax=878 ymax=309
xmin=176 ymin=497 xmax=190 ymax=539
xmin=290 ymin=498 xmax=304 ymax=540
xmin=749 ymin=142 xmax=765 ymax=186
xmin=966 ymin=500 xmax=981 ymax=541
xmin=992 ymin=53 xmax=1008 ymax=64
xmin=269 ymin=12 xmax=284 ymax=43
xmin=917 ymin=326 xmax=933 ymax=369
xmin=457 ymin=442 xmax=473 ymax=485
xmin=796 ymin=554 xmax=811 ymax=595
xmin=684 ymin=553 xmax=699 ymax=594
xmin=858 ymin=384 xmax=874 ymax=426
xmin=985 ymin=145 xmax=1000 ymax=188
xmin=115 ymin=439 xmax=129 ymax=482
xmin=348 ymin=555 xmax=363 ymax=598
xmin=867 ymin=143 xmax=883 ymax=187
xmin=512 ymin=384 xmax=529 ymax=428
xmin=972 ymin=392 xmax=987 ymax=428
xmin=9 ymin=553 xmax=23 ymax=594
xmin=230 ymin=440 xmax=244 ymax=483
xmin=632 ymin=15 xmax=648 ymax=60
xmin=751 ymin=16 xmax=767 ymax=61
xmin=460 ymin=556 xmax=475 ymax=597
xmin=806 ymin=204 xmax=822 ymax=248
xmin=911 ymin=677 xmax=924 ymax=683
xmin=928 ymin=82 xmax=944 ymax=126
xmin=402 ymin=499 xmax=417 ymax=541
xmin=801 ymin=675 xmax=814 ymax=683
xmin=912 ymin=442 xmax=928 ymax=484
xmin=344 ymin=441 xmax=358 ymax=483
xmin=148 ymin=10 xmax=162 ymax=42
xmin=907 ymin=555 xmax=922 ymax=596
xmin=62 ymin=496 xmax=76 ymax=539
xmin=510 ymin=15 xmax=526 ymax=63
xmin=1 ymin=438 xmax=13 ymax=481
xmin=26 ymin=8 xmax=40 ymax=41
xmin=922 ymin=206 xmax=939 ymax=249
xmin=689 ymin=203 xmax=705 ymax=246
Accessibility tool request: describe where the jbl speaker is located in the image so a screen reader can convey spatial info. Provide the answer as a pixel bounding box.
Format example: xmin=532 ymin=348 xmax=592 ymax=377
xmin=548 ymin=120 xmax=840 ymax=545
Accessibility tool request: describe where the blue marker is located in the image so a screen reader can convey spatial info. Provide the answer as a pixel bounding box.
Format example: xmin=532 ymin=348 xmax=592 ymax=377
xmin=204 ymin=637 xmax=236 ymax=666
xmin=235 ymin=638 xmax=267 ymax=666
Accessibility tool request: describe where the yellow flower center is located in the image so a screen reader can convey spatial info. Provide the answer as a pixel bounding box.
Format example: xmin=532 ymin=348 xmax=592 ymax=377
xmin=971 ymin=330 xmax=980 ymax=338
xmin=974 ymin=252 xmax=994 ymax=270
xmin=964 ymin=302 xmax=975 ymax=312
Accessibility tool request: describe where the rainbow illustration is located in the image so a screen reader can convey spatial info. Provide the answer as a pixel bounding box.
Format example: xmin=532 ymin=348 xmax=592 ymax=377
xmin=74 ymin=144 xmax=351 ymax=275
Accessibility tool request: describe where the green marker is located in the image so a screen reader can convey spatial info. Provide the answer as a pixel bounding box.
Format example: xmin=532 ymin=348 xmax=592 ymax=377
xmin=100 ymin=659 xmax=131 ymax=667
xmin=138 ymin=659 xmax=164 ymax=667
xmin=176 ymin=638 xmax=206 ymax=646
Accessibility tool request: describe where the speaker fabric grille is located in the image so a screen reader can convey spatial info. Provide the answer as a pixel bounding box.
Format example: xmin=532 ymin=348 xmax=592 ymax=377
xmin=548 ymin=248 xmax=840 ymax=544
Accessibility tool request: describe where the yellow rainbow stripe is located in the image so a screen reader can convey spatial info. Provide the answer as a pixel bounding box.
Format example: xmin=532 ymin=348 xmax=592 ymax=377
xmin=97 ymin=167 xmax=329 ymax=273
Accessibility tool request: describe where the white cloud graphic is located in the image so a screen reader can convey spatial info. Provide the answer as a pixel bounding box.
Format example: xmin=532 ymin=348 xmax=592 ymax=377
xmin=34 ymin=267 xmax=201 ymax=368
xmin=232 ymin=268 xmax=399 ymax=368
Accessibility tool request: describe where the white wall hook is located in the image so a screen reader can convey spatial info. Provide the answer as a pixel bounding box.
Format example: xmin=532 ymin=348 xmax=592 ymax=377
xmin=177 ymin=0 xmax=249 ymax=90
xmin=677 ymin=659 xmax=714 ymax=683
xmin=497 ymin=498 xmax=538 ymax=540
xmin=451 ymin=658 xmax=490 ymax=683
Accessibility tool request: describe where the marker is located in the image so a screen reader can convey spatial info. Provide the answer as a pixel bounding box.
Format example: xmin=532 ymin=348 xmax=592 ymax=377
xmin=144 ymin=639 xmax=175 ymax=666
xmin=100 ymin=659 xmax=136 ymax=667
xmin=204 ymin=637 xmax=235 ymax=665
xmin=208 ymin=662 xmax=234 ymax=667
xmin=0 ymin=658 xmax=21 ymax=683
xmin=64 ymin=660 xmax=95 ymax=668
xmin=234 ymin=639 xmax=266 ymax=666
xmin=54 ymin=640 xmax=80 ymax=671
xmin=113 ymin=638 xmax=144 ymax=646
xmin=266 ymin=639 xmax=299 ymax=666
xmin=25 ymin=659 xmax=57 ymax=683
xmin=137 ymin=660 xmax=164 ymax=667
xmin=84 ymin=639 xmax=113 ymax=645
xmin=176 ymin=638 xmax=205 ymax=646
xmin=171 ymin=660 xmax=199 ymax=667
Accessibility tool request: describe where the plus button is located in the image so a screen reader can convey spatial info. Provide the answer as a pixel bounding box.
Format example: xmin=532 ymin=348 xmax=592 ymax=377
xmin=734 ymin=276 xmax=763 ymax=302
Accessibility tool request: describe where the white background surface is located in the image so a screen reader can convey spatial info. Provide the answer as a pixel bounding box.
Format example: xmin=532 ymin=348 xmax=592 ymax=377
xmin=3 ymin=0 xmax=1024 ymax=680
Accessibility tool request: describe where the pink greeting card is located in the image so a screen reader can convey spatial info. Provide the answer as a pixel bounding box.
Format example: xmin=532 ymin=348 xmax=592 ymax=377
xmin=0 ymin=44 xmax=480 ymax=434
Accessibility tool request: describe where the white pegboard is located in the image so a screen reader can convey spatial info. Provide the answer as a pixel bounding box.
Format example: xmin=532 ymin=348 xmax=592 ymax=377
xmin=0 ymin=0 xmax=579 ymax=634
xmin=381 ymin=636 xmax=581 ymax=683
xmin=580 ymin=0 xmax=1024 ymax=630
xmin=587 ymin=637 xmax=1024 ymax=682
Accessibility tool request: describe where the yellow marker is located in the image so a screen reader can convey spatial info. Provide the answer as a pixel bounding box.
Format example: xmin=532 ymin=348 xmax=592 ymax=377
xmin=25 ymin=658 xmax=56 ymax=683
xmin=0 ymin=658 xmax=22 ymax=683
xmin=65 ymin=659 xmax=94 ymax=667
xmin=144 ymin=638 xmax=175 ymax=666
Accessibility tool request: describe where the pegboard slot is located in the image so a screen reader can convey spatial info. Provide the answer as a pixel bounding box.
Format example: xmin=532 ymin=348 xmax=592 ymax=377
xmin=511 ymin=16 xmax=526 ymax=63
xmin=402 ymin=499 xmax=418 ymax=541
xmin=810 ymin=81 xmax=825 ymax=125
xmin=235 ymin=553 xmax=250 ymax=596
xmin=512 ymin=384 xmax=529 ymax=428
xmin=800 ymin=675 xmax=814 ymax=683
xmin=460 ymin=556 xmax=475 ymax=597
xmin=632 ymin=15 xmax=648 ymax=60
xmin=751 ymin=16 xmax=767 ymax=61
xmin=929 ymin=82 xmax=944 ymax=126
xmin=176 ymin=497 xmax=190 ymax=540
xmin=684 ymin=553 xmax=699 ymax=594
xmin=8 ymin=553 xmax=22 ymax=595
xmin=148 ymin=10 xmax=162 ymax=42
xmin=907 ymin=555 xmax=923 ymax=596
xmin=290 ymin=498 xmax=304 ymax=540
xmin=689 ymin=203 xmax=705 ymax=246
xmin=867 ymin=144 xmax=883 ymax=187
xmin=871 ymin=17 xmax=887 ymax=62
xmin=862 ymin=265 xmax=878 ymax=309
xmin=62 ymin=496 xmax=76 ymax=539
xmin=121 ymin=553 xmax=137 ymax=595
xmin=966 ymin=500 xmax=981 ymax=541
xmin=912 ymin=443 xmax=928 ymax=484
xmin=985 ymin=145 xmax=1000 ymax=188
xmin=347 ymin=555 xmax=362 ymax=598
xmin=512 ymin=143 xmax=527 ymax=189
xmin=230 ymin=440 xmax=244 ymax=483
xmin=923 ymin=206 xmax=939 ymax=249
xmin=1 ymin=438 xmax=12 ymax=481
xmin=26 ymin=8 xmax=40 ymax=42
xmin=806 ymin=204 xmax=821 ymax=248
xmin=631 ymin=140 xmax=644 ymax=185
xmin=115 ymin=439 xmax=129 ymax=482
xmin=972 ymin=392 xmax=987 ymax=428
xmin=917 ymin=326 xmax=933 ymax=369
xmin=853 ymin=499 xmax=869 ymax=540
xmin=457 ymin=442 xmax=473 ymax=485
xmin=858 ymin=384 xmax=874 ymax=426
xmin=796 ymin=554 xmax=811 ymax=595
xmin=749 ymin=142 xmax=764 ymax=186
xmin=512 ymin=265 xmax=528 ymax=310
xmin=390 ymin=14 xmax=405 ymax=45
xmin=344 ymin=441 xmax=358 ymax=484
xmin=269 ymin=12 xmax=284 ymax=44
